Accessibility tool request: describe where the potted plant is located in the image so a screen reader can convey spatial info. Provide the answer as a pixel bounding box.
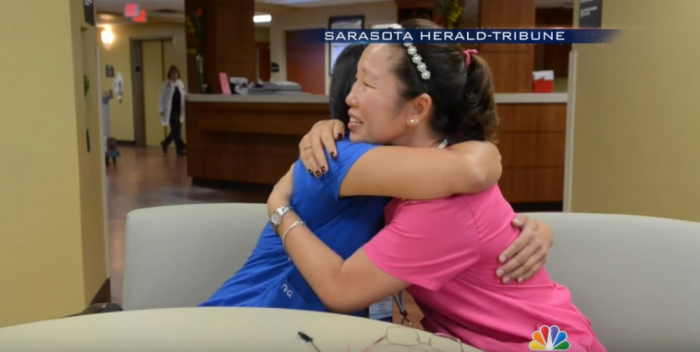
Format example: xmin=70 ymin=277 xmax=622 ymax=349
xmin=435 ymin=0 xmax=466 ymax=29
xmin=186 ymin=8 xmax=208 ymax=93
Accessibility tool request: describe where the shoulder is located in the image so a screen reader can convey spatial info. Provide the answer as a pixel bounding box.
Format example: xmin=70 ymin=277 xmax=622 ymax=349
xmin=385 ymin=196 xmax=485 ymax=249
xmin=332 ymin=137 xmax=379 ymax=165
xmin=295 ymin=137 xmax=380 ymax=198
xmin=335 ymin=137 xmax=378 ymax=154
xmin=385 ymin=196 xmax=480 ymax=239
xmin=389 ymin=188 xmax=511 ymax=240
xmin=365 ymin=196 xmax=482 ymax=290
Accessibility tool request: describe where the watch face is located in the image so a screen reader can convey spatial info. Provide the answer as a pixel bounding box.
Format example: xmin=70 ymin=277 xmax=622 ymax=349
xmin=271 ymin=211 xmax=281 ymax=225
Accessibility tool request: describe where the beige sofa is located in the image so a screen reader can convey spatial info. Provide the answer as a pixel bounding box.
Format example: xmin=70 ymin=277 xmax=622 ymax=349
xmin=123 ymin=204 xmax=700 ymax=351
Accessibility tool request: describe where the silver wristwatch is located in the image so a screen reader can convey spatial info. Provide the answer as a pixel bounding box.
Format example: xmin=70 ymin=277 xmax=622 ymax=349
xmin=270 ymin=205 xmax=293 ymax=227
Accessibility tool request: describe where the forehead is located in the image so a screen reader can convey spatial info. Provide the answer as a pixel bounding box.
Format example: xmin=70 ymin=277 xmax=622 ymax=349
xmin=360 ymin=44 xmax=400 ymax=74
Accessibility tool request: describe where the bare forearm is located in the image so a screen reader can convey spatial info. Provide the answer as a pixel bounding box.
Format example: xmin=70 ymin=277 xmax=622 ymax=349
xmin=267 ymin=168 xmax=407 ymax=312
xmin=273 ymin=207 xmax=348 ymax=310
xmin=340 ymin=144 xmax=500 ymax=199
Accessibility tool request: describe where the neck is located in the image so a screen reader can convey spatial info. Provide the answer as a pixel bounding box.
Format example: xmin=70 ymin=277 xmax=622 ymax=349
xmin=392 ymin=126 xmax=443 ymax=148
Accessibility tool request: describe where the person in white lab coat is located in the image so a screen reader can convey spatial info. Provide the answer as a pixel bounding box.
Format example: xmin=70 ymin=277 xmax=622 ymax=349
xmin=159 ymin=65 xmax=186 ymax=156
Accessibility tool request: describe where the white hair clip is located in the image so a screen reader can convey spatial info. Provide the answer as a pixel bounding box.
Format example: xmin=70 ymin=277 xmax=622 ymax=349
xmin=389 ymin=24 xmax=431 ymax=80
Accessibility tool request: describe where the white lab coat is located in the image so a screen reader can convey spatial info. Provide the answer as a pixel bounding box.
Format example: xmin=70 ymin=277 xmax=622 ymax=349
xmin=158 ymin=79 xmax=186 ymax=126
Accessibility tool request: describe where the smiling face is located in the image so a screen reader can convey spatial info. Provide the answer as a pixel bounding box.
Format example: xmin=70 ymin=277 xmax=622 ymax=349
xmin=346 ymin=19 xmax=499 ymax=148
xmin=345 ymin=44 xmax=422 ymax=145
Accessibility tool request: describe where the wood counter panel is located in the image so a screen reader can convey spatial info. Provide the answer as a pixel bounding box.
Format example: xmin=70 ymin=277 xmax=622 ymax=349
xmin=186 ymin=101 xmax=329 ymax=184
xmin=186 ymin=100 xmax=567 ymax=202
xmin=496 ymin=103 xmax=567 ymax=203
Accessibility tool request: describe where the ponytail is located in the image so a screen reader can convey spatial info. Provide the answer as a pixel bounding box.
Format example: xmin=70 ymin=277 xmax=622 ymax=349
xmin=456 ymin=54 xmax=499 ymax=143
xmin=391 ymin=19 xmax=499 ymax=144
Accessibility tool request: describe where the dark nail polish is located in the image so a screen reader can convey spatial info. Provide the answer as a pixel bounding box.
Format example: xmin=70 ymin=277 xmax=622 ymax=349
xmin=315 ymin=171 xmax=322 ymax=177
xmin=329 ymin=151 xmax=336 ymax=158
xmin=336 ymin=133 xmax=343 ymax=140
xmin=320 ymin=166 xmax=326 ymax=173
xmin=308 ymin=169 xmax=313 ymax=175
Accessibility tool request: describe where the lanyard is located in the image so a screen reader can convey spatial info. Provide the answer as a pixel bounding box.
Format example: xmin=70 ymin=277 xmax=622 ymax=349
xmin=392 ymin=293 xmax=411 ymax=327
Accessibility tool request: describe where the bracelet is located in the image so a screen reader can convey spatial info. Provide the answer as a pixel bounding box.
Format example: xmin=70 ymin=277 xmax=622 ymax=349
xmin=281 ymin=220 xmax=306 ymax=251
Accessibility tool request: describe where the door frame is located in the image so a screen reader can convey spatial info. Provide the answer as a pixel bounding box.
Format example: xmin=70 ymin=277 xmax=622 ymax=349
xmin=562 ymin=49 xmax=577 ymax=212
xmin=130 ymin=36 xmax=173 ymax=146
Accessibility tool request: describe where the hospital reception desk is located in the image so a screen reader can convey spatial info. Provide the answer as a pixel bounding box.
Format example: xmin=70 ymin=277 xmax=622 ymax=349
xmin=185 ymin=93 xmax=568 ymax=204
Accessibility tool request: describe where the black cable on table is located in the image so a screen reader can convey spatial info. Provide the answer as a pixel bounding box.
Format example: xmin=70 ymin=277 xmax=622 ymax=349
xmin=298 ymin=331 xmax=321 ymax=352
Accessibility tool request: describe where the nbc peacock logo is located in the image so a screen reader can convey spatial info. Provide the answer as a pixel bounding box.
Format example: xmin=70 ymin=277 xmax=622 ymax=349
xmin=529 ymin=325 xmax=570 ymax=350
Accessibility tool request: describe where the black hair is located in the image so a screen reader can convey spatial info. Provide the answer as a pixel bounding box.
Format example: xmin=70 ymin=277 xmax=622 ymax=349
xmin=392 ymin=19 xmax=498 ymax=143
xmin=329 ymin=43 xmax=369 ymax=125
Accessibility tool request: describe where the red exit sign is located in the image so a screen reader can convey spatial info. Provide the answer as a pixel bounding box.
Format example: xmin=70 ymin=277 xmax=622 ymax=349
xmin=124 ymin=3 xmax=139 ymax=18
xmin=133 ymin=10 xmax=148 ymax=23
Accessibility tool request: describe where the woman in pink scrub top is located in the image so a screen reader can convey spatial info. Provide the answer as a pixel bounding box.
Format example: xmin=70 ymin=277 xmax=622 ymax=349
xmin=267 ymin=19 xmax=606 ymax=352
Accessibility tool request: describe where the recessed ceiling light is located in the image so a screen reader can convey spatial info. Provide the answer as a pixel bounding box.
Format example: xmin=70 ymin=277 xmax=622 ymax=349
xmin=253 ymin=14 xmax=271 ymax=23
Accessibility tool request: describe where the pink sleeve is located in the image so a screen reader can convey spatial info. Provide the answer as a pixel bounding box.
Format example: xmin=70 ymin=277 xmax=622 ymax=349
xmin=364 ymin=198 xmax=481 ymax=291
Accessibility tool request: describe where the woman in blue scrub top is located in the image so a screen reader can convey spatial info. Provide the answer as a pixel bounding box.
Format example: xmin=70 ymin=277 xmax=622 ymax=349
xmin=199 ymin=44 xmax=553 ymax=314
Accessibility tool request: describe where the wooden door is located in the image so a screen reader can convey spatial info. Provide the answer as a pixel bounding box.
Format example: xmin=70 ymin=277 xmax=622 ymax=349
xmin=285 ymin=29 xmax=325 ymax=95
xmin=256 ymin=42 xmax=271 ymax=81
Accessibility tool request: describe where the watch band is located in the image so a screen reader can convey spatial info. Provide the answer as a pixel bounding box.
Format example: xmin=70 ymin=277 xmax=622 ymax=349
xmin=271 ymin=205 xmax=293 ymax=227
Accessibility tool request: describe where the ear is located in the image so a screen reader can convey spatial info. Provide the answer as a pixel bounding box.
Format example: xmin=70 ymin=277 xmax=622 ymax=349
xmin=406 ymin=93 xmax=433 ymax=127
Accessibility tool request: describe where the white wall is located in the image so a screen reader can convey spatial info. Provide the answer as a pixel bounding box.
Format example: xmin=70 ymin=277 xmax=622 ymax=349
xmin=270 ymin=1 xmax=397 ymax=95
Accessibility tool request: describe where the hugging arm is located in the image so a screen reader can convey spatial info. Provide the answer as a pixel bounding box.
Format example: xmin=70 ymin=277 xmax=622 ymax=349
xmin=268 ymin=169 xmax=475 ymax=312
xmin=339 ymin=141 xmax=501 ymax=199
xmin=267 ymin=170 xmax=405 ymax=312
xmin=297 ymin=121 xmax=554 ymax=283
xmin=300 ymin=120 xmax=502 ymax=200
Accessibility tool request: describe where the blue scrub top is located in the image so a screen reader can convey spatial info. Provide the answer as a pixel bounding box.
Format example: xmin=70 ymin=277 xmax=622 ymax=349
xmin=200 ymin=136 xmax=389 ymax=316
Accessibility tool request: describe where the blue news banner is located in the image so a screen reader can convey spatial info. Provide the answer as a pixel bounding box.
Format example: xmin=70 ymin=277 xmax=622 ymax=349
xmin=313 ymin=29 xmax=619 ymax=44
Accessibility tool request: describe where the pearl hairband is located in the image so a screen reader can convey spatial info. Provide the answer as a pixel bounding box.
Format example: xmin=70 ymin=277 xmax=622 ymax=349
xmin=388 ymin=25 xmax=478 ymax=81
xmin=388 ymin=24 xmax=431 ymax=80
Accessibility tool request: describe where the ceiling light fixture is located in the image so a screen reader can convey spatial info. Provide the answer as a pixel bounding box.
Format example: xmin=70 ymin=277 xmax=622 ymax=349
xmin=101 ymin=26 xmax=115 ymax=46
xmin=253 ymin=14 xmax=271 ymax=23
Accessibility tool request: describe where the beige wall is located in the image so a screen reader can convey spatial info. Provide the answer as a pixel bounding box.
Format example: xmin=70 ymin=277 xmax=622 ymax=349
xmin=0 ymin=0 xmax=106 ymax=327
xmin=569 ymin=0 xmax=700 ymax=222
xmin=270 ymin=2 xmax=396 ymax=94
xmin=98 ymin=23 xmax=187 ymax=142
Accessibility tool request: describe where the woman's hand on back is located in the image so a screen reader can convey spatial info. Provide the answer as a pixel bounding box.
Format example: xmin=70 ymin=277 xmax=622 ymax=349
xmin=496 ymin=214 xmax=554 ymax=284
xmin=299 ymin=120 xmax=346 ymax=177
